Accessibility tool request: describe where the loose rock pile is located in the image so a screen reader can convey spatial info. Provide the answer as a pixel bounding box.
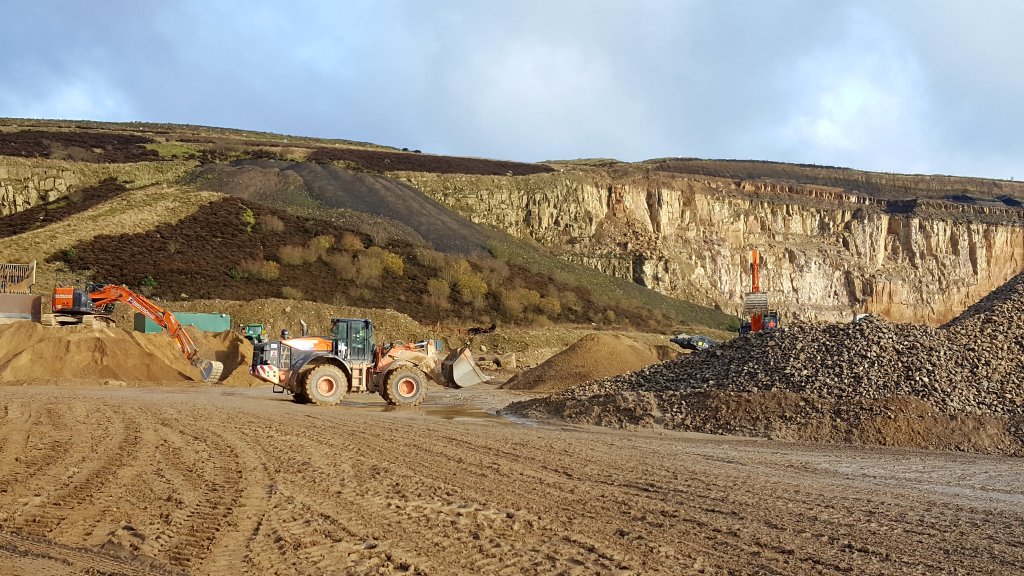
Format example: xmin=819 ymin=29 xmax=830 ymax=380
xmin=504 ymin=270 xmax=1024 ymax=454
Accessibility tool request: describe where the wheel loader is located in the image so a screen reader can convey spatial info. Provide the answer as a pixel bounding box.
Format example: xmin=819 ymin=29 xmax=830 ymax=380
xmin=250 ymin=317 xmax=489 ymax=406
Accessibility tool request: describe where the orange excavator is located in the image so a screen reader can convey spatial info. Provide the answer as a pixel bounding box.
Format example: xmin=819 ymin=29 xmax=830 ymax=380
xmin=739 ymin=249 xmax=781 ymax=335
xmin=46 ymin=282 xmax=224 ymax=383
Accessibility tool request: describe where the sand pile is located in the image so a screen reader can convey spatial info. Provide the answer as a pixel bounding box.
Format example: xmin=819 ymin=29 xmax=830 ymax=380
xmin=131 ymin=327 xmax=256 ymax=386
xmin=502 ymin=333 xmax=673 ymax=392
xmin=503 ymin=270 xmax=1024 ymax=455
xmin=0 ymin=322 xmax=191 ymax=382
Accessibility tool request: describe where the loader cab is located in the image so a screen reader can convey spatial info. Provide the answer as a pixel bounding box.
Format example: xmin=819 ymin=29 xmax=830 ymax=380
xmin=330 ymin=318 xmax=375 ymax=362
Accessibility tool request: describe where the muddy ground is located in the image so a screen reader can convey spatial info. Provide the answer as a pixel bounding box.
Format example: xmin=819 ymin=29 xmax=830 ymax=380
xmin=0 ymin=382 xmax=1022 ymax=575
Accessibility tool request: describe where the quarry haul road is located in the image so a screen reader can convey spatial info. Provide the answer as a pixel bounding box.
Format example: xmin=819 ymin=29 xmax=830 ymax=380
xmin=0 ymin=386 xmax=1022 ymax=576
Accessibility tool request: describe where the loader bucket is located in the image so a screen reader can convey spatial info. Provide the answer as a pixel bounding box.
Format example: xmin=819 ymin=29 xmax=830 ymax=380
xmin=440 ymin=347 xmax=489 ymax=388
xmin=194 ymin=358 xmax=225 ymax=384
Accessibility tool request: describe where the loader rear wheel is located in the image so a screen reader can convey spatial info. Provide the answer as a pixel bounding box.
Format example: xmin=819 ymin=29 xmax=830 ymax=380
xmin=303 ymin=365 xmax=347 ymax=406
xmin=381 ymin=366 xmax=426 ymax=406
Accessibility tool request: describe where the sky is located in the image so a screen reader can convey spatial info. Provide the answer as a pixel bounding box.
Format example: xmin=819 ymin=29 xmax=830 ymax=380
xmin=1 ymin=1 xmax=1021 ymax=179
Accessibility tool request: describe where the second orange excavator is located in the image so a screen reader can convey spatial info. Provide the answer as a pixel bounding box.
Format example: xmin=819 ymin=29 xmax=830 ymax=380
xmin=740 ymin=249 xmax=781 ymax=335
xmin=46 ymin=282 xmax=224 ymax=383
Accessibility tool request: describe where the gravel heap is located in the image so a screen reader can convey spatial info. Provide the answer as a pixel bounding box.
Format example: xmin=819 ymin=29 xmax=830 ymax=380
xmin=503 ymin=270 xmax=1024 ymax=453
xmin=563 ymin=315 xmax=1023 ymax=417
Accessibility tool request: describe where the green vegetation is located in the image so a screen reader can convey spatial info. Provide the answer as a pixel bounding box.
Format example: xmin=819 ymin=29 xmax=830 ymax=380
xmin=240 ymin=207 xmax=256 ymax=232
xmin=483 ymin=229 xmax=735 ymax=331
xmin=144 ymin=141 xmax=201 ymax=159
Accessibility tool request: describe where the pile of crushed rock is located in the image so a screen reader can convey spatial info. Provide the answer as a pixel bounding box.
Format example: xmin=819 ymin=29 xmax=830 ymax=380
xmin=503 ymin=271 xmax=1024 ymax=455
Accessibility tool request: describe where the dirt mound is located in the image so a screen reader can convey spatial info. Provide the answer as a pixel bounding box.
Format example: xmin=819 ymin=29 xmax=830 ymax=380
xmin=504 ymin=270 xmax=1024 ymax=454
xmin=130 ymin=327 xmax=256 ymax=386
xmin=0 ymin=322 xmax=190 ymax=382
xmin=123 ymin=298 xmax=429 ymax=344
xmin=194 ymin=159 xmax=491 ymax=253
xmin=502 ymin=333 xmax=670 ymax=392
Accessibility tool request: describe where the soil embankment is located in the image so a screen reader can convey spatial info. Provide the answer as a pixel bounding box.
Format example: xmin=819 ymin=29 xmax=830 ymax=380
xmin=0 ymin=322 xmax=254 ymax=385
xmin=502 ymin=333 xmax=678 ymax=392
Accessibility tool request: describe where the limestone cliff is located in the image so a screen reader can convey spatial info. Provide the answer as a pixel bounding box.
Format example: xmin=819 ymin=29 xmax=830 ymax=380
xmin=0 ymin=165 xmax=76 ymax=215
xmin=0 ymin=159 xmax=196 ymax=216
xmin=405 ymin=170 xmax=1024 ymax=325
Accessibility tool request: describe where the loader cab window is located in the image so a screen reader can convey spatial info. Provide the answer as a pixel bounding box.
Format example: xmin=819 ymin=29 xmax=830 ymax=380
xmin=349 ymin=322 xmax=369 ymax=361
xmin=330 ymin=319 xmax=374 ymax=362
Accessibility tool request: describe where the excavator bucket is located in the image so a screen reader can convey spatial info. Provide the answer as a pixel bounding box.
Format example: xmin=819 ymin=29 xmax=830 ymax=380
xmin=194 ymin=358 xmax=225 ymax=384
xmin=440 ymin=347 xmax=489 ymax=388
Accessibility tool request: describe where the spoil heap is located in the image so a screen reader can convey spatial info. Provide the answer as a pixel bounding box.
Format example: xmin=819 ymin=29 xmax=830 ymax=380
xmin=504 ymin=270 xmax=1024 ymax=454
xmin=0 ymin=322 xmax=191 ymax=382
xmin=502 ymin=333 xmax=669 ymax=392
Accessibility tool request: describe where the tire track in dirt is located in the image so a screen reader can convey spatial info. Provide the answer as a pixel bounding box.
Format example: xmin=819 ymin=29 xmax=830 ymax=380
xmin=12 ymin=401 xmax=142 ymax=538
xmin=0 ymin=530 xmax=178 ymax=576
xmin=256 ymin=410 xmax=642 ymax=574
xmin=1 ymin=386 xmax=1023 ymax=575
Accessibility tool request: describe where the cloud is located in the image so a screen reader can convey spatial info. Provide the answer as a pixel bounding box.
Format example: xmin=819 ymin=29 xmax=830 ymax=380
xmin=0 ymin=1 xmax=1020 ymax=179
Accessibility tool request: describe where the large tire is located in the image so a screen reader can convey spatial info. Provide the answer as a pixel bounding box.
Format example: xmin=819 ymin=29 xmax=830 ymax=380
xmin=303 ymin=365 xmax=347 ymax=406
xmin=381 ymin=366 xmax=426 ymax=406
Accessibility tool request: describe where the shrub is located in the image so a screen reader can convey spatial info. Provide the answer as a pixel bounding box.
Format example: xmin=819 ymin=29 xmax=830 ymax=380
xmin=560 ymin=291 xmax=582 ymax=314
xmin=281 ymin=286 xmax=305 ymax=300
xmin=313 ymin=234 xmax=335 ymax=252
xmin=475 ymin=256 xmax=510 ymax=289
xmin=498 ymin=288 xmax=524 ymax=318
xmin=425 ymin=277 xmax=451 ymax=309
xmin=323 ymin=251 xmax=355 ymax=280
xmin=226 ymin=268 xmax=242 ymax=281
xmin=537 ymin=296 xmax=562 ymax=318
xmin=454 ymin=273 xmax=488 ymax=304
xmin=140 ymin=275 xmax=158 ymax=289
xmin=240 ymin=207 xmax=256 ymax=232
xmin=439 ymin=259 xmax=471 ymax=286
xmin=354 ymin=247 xmax=388 ymax=286
xmin=604 ymin=310 xmax=617 ymax=324
xmin=258 ymin=213 xmax=285 ymax=233
xmin=518 ymin=289 xmax=541 ymax=310
xmin=277 ymin=243 xmax=319 ymax=265
xmin=414 ymin=248 xmax=446 ymax=269
xmin=239 ymin=258 xmax=280 ymax=280
xmin=382 ymin=251 xmax=404 ymax=276
xmin=338 ymin=232 xmax=364 ymax=252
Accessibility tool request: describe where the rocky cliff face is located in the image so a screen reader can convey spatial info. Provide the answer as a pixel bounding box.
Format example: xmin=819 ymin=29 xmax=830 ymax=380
xmin=0 ymin=159 xmax=196 ymax=217
xmin=0 ymin=165 xmax=77 ymax=215
xmin=406 ymin=171 xmax=1024 ymax=325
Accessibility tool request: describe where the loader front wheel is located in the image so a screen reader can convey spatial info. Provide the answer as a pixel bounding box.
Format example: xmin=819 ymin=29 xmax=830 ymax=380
xmin=303 ymin=365 xmax=347 ymax=406
xmin=381 ymin=366 xmax=426 ymax=406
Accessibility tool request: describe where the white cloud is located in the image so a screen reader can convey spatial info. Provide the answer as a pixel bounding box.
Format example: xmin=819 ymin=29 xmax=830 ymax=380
xmin=0 ymin=75 xmax=135 ymax=122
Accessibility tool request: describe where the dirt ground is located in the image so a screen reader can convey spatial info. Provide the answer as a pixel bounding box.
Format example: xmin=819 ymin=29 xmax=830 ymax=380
xmin=1 ymin=383 xmax=1022 ymax=575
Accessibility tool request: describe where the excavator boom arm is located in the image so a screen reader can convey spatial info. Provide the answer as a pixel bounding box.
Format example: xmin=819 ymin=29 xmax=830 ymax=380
xmin=88 ymin=286 xmax=202 ymax=361
xmin=85 ymin=285 xmax=222 ymax=383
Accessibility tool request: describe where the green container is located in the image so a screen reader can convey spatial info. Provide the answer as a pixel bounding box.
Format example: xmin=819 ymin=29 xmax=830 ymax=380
xmin=134 ymin=312 xmax=231 ymax=334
